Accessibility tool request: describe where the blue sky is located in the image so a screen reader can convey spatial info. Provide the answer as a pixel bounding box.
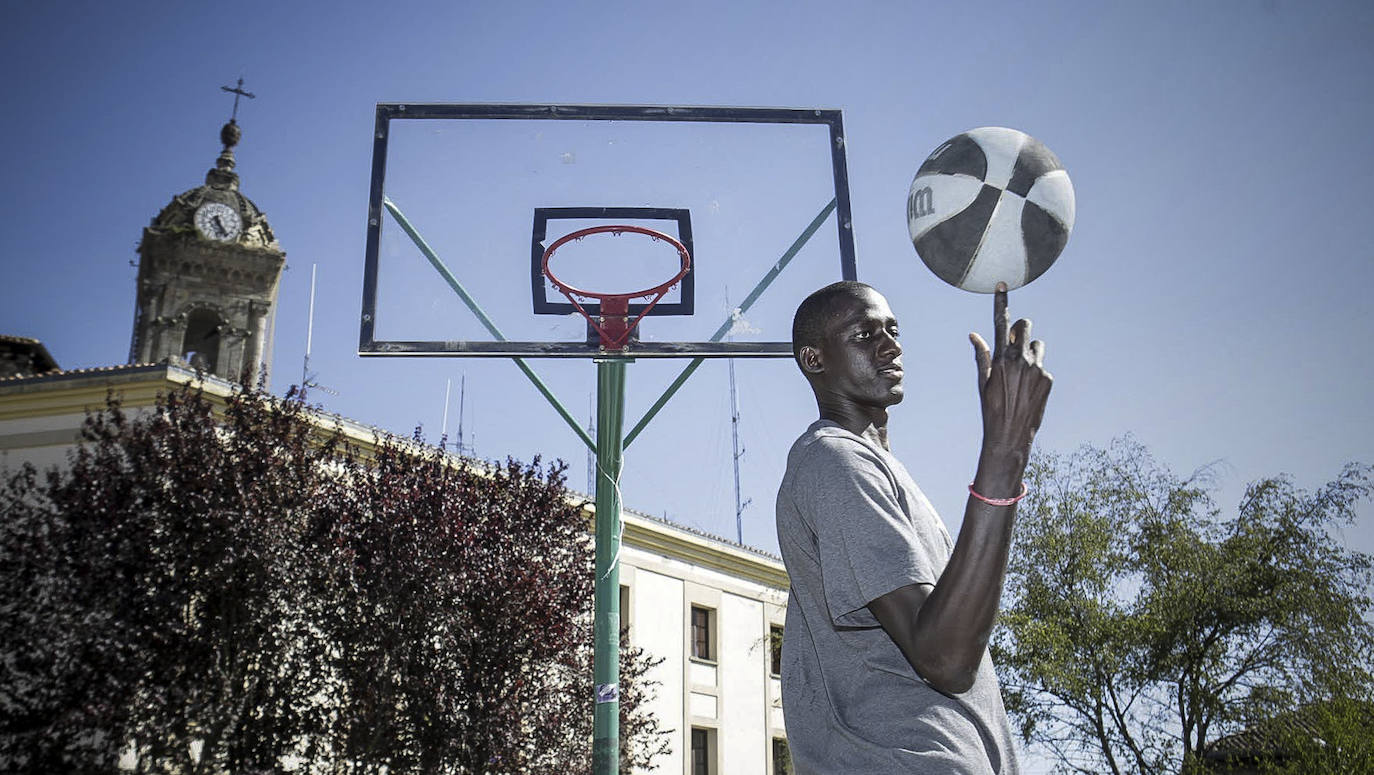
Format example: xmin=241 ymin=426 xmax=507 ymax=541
xmin=3 ymin=0 xmax=1371 ymax=618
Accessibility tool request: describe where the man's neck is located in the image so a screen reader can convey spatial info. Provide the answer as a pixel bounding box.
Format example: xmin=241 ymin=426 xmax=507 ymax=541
xmin=817 ymin=403 xmax=891 ymax=450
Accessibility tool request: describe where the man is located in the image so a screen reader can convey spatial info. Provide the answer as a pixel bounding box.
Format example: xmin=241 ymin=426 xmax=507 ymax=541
xmin=776 ymin=280 xmax=1051 ymax=774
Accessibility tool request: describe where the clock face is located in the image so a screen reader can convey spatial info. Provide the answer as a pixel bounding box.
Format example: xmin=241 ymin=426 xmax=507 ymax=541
xmin=194 ymin=202 xmax=242 ymax=242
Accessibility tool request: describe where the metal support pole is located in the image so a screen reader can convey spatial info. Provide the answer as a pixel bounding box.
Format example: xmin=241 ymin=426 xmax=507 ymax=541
xmin=384 ymin=197 xmax=595 ymax=452
xmin=622 ymin=197 xmax=837 ymax=449
xmin=592 ymin=359 xmax=627 ymax=774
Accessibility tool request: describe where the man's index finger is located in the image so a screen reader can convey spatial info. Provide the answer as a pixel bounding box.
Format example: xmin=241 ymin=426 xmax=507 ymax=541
xmin=993 ymin=282 xmax=1009 ymax=356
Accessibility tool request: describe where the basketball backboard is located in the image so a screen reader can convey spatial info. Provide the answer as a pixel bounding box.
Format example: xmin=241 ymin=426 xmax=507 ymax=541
xmin=358 ymin=104 xmax=857 ymax=359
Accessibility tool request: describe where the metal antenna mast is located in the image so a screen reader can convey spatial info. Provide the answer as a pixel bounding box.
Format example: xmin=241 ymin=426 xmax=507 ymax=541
xmin=302 ymin=264 xmax=316 ymax=390
xmin=727 ymin=289 xmax=751 ymax=543
xmin=457 ymin=374 xmax=470 ymax=456
xmin=300 ymin=264 xmax=337 ymax=398
xmin=441 ymin=378 xmax=452 ymax=450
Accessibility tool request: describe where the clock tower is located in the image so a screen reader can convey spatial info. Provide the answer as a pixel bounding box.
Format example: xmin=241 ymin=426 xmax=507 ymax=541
xmin=129 ymin=110 xmax=286 ymax=386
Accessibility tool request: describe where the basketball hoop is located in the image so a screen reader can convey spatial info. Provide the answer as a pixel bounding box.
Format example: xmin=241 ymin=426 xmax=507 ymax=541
xmin=542 ymin=224 xmax=692 ymax=351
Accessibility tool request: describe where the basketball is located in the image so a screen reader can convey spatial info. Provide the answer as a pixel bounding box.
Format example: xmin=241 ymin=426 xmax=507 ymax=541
xmin=907 ymin=127 xmax=1075 ymax=293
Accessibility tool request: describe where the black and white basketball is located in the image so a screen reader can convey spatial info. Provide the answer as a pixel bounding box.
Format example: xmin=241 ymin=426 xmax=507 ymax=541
xmin=907 ymin=127 xmax=1075 ymax=293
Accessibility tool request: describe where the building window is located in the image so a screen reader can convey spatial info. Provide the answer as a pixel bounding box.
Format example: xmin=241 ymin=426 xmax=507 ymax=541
xmin=619 ymin=584 xmax=631 ymax=642
xmin=769 ymin=624 xmax=784 ymax=677
xmin=772 ymin=737 xmax=793 ymax=775
xmin=692 ymin=727 xmax=714 ymax=775
xmin=691 ymin=605 xmax=714 ymax=661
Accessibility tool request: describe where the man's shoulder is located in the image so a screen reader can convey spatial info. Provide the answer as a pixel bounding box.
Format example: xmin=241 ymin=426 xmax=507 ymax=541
xmin=785 ymin=421 xmax=892 ymax=481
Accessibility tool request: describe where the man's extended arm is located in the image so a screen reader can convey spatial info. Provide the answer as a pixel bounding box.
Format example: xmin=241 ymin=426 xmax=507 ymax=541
xmin=868 ymin=285 xmax=1052 ymax=695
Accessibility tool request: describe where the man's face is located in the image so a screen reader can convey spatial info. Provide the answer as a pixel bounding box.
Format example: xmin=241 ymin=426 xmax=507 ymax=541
xmin=814 ymin=288 xmax=904 ymax=408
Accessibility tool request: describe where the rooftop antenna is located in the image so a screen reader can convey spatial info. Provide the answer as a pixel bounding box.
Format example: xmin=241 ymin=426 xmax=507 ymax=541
xmin=456 ymin=373 xmax=472 ymax=456
xmin=302 ymin=263 xmax=316 ymax=389
xmin=442 ymin=374 xmax=474 ymax=456
xmin=300 ymin=264 xmax=338 ymax=397
xmin=727 ymin=288 xmax=751 ymax=543
xmin=441 ymin=378 xmax=452 ymax=451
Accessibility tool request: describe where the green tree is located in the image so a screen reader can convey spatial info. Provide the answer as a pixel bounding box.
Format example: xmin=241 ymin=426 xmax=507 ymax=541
xmin=991 ymin=437 xmax=1374 ymax=775
xmin=320 ymin=430 xmax=669 ymax=773
xmin=1254 ymin=696 xmax=1374 ymax=774
xmin=1 ymin=387 xmax=338 ymax=773
xmin=0 ymin=384 xmax=667 ymax=773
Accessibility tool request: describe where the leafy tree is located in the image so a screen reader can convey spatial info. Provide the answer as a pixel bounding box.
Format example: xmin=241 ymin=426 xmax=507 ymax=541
xmin=991 ymin=437 xmax=1374 ymax=775
xmin=2 ymin=387 xmax=337 ymax=774
xmin=1 ymin=463 xmax=118 ymax=771
xmin=0 ymin=383 xmax=667 ymax=773
xmin=321 ymin=430 xmax=670 ymax=773
xmin=1253 ymin=696 xmax=1374 ymax=774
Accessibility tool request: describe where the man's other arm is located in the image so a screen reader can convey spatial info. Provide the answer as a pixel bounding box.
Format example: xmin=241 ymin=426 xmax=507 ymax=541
xmin=868 ymin=284 xmax=1052 ymax=695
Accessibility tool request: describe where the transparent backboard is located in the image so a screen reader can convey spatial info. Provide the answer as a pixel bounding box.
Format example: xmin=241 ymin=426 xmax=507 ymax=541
xmin=359 ymin=104 xmax=857 ymax=359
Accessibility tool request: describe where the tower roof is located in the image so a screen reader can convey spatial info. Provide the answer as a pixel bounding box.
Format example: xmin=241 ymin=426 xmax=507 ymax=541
xmin=145 ymin=120 xmax=280 ymax=251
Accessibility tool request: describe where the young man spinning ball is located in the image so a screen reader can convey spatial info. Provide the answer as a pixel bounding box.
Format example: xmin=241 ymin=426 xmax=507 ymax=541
xmin=776 ymin=281 xmax=1051 ymax=774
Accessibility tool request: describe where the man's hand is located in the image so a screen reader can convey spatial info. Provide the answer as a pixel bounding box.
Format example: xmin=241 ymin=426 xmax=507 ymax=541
xmin=968 ymin=282 xmax=1052 ymax=490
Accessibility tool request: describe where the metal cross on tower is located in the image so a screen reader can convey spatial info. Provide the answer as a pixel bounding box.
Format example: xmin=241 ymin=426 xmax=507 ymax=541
xmin=220 ymin=77 xmax=256 ymax=121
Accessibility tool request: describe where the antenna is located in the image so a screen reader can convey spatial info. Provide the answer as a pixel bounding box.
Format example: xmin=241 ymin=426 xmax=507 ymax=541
xmin=300 ymin=264 xmax=338 ymax=397
xmin=441 ymin=374 xmax=474 ymax=457
xmin=456 ymin=374 xmax=471 ymax=456
xmin=727 ymin=288 xmax=751 ymax=543
xmin=302 ymin=263 xmax=316 ymax=389
xmin=441 ymin=378 xmax=452 ymax=450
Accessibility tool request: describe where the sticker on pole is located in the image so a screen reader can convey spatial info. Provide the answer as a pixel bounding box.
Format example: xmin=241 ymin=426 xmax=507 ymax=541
xmin=596 ymin=683 xmax=620 ymax=704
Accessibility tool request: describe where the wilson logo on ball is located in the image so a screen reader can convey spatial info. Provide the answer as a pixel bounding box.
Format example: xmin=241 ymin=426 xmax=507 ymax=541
xmin=908 ymin=127 xmax=1075 ymax=293
xmin=908 ymin=186 xmax=935 ymax=219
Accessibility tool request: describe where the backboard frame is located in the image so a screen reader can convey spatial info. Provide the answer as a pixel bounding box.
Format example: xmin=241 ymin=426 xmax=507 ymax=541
xmin=358 ymin=103 xmax=858 ymax=359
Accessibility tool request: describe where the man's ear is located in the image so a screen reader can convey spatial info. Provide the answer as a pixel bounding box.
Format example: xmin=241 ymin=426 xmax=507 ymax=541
xmin=799 ymin=345 xmax=824 ymax=375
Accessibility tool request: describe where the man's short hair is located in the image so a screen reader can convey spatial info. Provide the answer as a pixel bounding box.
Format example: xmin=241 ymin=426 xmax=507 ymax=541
xmin=791 ymin=281 xmax=876 ymax=362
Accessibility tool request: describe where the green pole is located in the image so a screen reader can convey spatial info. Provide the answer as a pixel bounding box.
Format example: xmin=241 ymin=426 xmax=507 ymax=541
xmin=592 ymin=359 xmax=627 ymax=774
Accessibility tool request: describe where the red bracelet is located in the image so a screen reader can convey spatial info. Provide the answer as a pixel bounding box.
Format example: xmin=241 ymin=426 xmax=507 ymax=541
xmin=968 ymin=481 xmax=1028 ymax=506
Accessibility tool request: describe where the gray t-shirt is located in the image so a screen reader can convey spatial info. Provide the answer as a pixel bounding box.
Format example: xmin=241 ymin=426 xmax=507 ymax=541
xmin=775 ymin=419 xmax=1019 ymax=774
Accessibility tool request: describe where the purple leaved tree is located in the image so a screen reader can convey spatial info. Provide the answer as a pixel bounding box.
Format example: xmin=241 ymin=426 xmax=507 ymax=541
xmin=0 ymin=383 xmax=668 ymax=774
